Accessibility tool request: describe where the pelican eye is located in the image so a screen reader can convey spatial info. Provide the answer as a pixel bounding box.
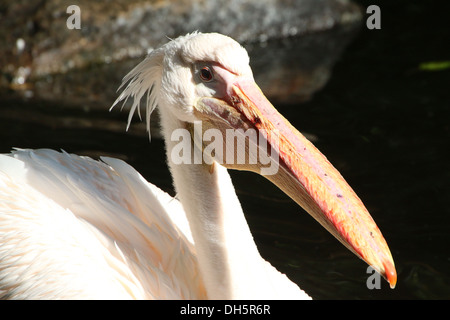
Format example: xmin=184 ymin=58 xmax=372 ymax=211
xmin=199 ymin=66 xmax=213 ymax=82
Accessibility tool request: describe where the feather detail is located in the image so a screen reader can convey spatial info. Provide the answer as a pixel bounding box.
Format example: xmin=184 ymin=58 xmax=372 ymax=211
xmin=0 ymin=149 xmax=205 ymax=299
xmin=111 ymin=47 xmax=165 ymax=138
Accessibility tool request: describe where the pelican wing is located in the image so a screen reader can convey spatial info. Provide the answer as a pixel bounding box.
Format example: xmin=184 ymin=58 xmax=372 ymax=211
xmin=0 ymin=149 xmax=205 ymax=299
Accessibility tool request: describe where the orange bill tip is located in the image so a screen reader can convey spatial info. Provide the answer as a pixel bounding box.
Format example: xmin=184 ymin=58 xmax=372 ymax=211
xmin=383 ymin=260 xmax=397 ymax=289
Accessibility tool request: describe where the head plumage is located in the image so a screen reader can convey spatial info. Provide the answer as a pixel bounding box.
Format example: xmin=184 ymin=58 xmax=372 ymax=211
xmin=110 ymin=32 xmax=250 ymax=138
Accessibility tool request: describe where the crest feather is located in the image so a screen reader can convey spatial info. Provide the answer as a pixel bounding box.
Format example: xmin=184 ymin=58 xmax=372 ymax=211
xmin=111 ymin=47 xmax=165 ymax=138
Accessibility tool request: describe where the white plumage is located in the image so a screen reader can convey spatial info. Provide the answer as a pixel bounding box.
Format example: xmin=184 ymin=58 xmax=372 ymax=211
xmin=0 ymin=149 xmax=202 ymax=299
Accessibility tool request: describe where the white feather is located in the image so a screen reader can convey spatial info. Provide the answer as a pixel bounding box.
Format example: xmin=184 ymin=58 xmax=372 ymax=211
xmin=0 ymin=149 xmax=205 ymax=299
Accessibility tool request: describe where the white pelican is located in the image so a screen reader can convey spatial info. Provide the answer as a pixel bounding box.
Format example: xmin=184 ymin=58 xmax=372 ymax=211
xmin=0 ymin=32 xmax=396 ymax=299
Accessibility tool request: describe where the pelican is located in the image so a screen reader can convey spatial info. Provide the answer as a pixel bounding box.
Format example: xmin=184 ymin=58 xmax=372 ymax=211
xmin=0 ymin=32 xmax=396 ymax=299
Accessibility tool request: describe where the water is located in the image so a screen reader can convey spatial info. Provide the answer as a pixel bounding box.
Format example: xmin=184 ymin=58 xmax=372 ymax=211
xmin=1 ymin=1 xmax=449 ymax=299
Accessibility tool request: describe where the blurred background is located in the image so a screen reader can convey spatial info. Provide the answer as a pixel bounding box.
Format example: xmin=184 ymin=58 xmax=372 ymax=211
xmin=1 ymin=0 xmax=449 ymax=299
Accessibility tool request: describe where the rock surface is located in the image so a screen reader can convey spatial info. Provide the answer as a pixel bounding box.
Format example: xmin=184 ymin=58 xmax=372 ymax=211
xmin=1 ymin=0 xmax=362 ymax=110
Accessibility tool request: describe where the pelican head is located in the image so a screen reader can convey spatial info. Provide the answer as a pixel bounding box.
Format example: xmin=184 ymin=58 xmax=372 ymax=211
xmin=113 ymin=32 xmax=253 ymax=127
xmin=113 ymin=32 xmax=396 ymax=289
